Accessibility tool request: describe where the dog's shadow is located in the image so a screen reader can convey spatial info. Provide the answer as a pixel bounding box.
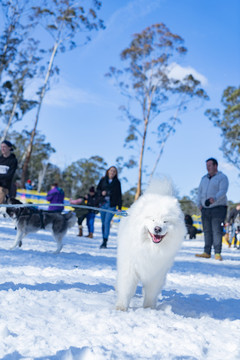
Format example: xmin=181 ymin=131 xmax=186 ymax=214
xmin=0 ymin=246 xmax=117 ymax=271
xmin=129 ymin=286 xmax=239 ymax=321
xmin=1 ymin=347 xmax=91 ymax=360
xmin=157 ymin=289 xmax=239 ymax=321
xmin=0 ymin=280 xmax=114 ymax=294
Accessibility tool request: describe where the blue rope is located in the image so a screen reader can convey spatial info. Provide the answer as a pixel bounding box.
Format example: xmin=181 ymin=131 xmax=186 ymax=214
xmin=0 ymin=203 xmax=128 ymax=217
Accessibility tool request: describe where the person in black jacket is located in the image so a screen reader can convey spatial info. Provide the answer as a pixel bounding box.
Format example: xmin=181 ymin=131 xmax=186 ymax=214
xmin=97 ymin=166 xmax=122 ymax=249
xmin=69 ymin=186 xmax=99 ymax=238
xmin=85 ymin=186 xmax=99 ymax=238
xmin=0 ymin=140 xmax=18 ymax=203
xmin=69 ymin=195 xmax=89 ymax=237
xmin=184 ymin=214 xmax=202 ymax=239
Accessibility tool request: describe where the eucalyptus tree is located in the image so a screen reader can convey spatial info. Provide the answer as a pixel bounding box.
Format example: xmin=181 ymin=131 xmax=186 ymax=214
xmin=0 ymin=38 xmax=41 ymax=142
xmin=107 ymin=23 xmax=208 ymax=199
xmin=21 ymin=0 xmax=104 ymax=186
xmin=179 ymin=195 xmax=200 ymax=216
xmin=8 ymin=130 xmax=56 ymax=188
xmin=122 ymin=187 xmax=136 ymax=208
xmin=0 ymin=0 xmax=38 ymax=134
xmin=205 ymin=86 xmax=240 ymax=171
xmin=38 ymin=163 xmax=62 ymax=193
xmin=62 ymin=156 xmax=107 ymax=197
xmin=0 ymin=0 xmax=30 ymax=80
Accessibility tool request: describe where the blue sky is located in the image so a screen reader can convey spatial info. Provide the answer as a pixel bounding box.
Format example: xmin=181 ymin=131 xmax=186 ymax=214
xmin=13 ymin=0 xmax=240 ymax=201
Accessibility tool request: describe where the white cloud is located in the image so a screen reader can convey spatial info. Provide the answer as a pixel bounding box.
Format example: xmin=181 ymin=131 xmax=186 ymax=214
xmin=168 ymin=63 xmax=208 ymax=86
xmin=43 ymin=81 xmax=107 ymax=108
xmin=220 ymin=160 xmax=238 ymax=173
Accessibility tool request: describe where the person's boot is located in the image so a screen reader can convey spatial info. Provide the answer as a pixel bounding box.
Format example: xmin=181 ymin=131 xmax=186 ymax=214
xmin=195 ymin=252 xmax=211 ymax=258
xmin=77 ymin=225 xmax=83 ymax=237
xmin=86 ymin=233 xmax=93 ymax=238
xmin=100 ymin=238 xmax=107 ymax=249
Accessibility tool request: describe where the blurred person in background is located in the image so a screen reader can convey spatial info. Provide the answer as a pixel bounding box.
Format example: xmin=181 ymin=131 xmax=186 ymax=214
xmin=0 ymin=140 xmax=18 ymax=204
xmin=97 ymin=166 xmax=122 ymax=249
xmin=46 ymin=182 xmax=65 ymax=212
xmin=196 ymin=158 xmax=228 ymax=261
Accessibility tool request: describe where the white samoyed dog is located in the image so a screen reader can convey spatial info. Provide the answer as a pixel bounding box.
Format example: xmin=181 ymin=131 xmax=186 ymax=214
xmin=116 ymin=178 xmax=186 ymax=311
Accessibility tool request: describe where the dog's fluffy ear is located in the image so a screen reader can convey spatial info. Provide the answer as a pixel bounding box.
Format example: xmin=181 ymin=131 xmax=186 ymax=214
xmin=9 ymin=197 xmax=23 ymax=205
xmin=145 ymin=177 xmax=176 ymax=197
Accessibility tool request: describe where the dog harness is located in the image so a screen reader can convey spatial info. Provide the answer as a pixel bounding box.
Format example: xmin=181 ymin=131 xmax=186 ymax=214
xmin=16 ymin=207 xmax=45 ymax=229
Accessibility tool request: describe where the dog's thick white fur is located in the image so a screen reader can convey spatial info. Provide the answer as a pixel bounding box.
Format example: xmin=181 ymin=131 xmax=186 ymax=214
xmin=116 ymin=178 xmax=186 ymax=311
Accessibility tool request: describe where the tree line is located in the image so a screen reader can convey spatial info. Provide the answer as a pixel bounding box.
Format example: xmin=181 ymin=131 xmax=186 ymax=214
xmin=7 ymin=127 xmax=207 ymax=213
xmin=0 ymin=1 xmax=239 ymax=205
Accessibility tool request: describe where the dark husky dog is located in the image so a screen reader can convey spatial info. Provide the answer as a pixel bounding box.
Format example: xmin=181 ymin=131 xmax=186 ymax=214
xmin=4 ymin=198 xmax=77 ymax=253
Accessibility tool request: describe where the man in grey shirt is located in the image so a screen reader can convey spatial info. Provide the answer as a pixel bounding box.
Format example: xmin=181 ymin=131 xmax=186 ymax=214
xmin=196 ymin=158 xmax=228 ymax=261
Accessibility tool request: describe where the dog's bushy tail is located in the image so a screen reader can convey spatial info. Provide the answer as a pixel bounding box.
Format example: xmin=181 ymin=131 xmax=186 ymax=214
xmin=64 ymin=212 xmax=77 ymax=228
xmin=145 ymin=177 xmax=176 ymax=197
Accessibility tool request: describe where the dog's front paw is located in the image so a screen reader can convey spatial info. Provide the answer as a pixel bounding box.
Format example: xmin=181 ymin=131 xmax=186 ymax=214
xmin=116 ymin=304 xmax=127 ymax=311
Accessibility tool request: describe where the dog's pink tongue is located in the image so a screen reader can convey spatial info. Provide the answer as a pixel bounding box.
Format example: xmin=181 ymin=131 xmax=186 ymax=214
xmin=152 ymin=234 xmax=162 ymax=243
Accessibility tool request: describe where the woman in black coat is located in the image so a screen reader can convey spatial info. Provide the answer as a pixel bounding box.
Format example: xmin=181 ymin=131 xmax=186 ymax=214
xmin=97 ymin=166 xmax=122 ymax=248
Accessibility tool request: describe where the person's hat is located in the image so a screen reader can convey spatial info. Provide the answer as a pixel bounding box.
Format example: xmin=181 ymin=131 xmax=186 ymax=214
xmin=27 ymin=179 xmax=31 ymax=183
xmin=89 ymin=186 xmax=95 ymax=193
xmin=1 ymin=140 xmax=14 ymax=151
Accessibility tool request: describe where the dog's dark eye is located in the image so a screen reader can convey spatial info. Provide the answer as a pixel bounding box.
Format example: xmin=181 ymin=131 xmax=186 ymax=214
xmin=164 ymin=221 xmax=168 ymax=223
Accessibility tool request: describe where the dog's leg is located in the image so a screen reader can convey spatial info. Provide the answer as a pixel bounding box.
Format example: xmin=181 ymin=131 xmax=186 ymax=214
xmin=142 ymin=290 xmax=158 ymax=309
xmin=116 ymin=268 xmax=138 ymax=311
xmin=142 ymin=277 xmax=165 ymax=309
xmin=10 ymin=230 xmax=25 ymax=250
xmin=52 ymin=233 xmax=64 ymax=254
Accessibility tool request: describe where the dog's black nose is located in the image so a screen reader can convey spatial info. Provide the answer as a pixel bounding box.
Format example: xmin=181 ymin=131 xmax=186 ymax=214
xmin=154 ymin=226 xmax=162 ymax=233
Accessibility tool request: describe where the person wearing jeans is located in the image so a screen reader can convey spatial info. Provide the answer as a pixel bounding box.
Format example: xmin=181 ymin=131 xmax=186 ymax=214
xmin=85 ymin=186 xmax=99 ymax=238
xmin=201 ymin=206 xmax=227 ymax=255
xmin=196 ymin=158 xmax=228 ymax=261
xmin=97 ymin=166 xmax=122 ymax=249
xmin=86 ymin=212 xmax=96 ymax=235
xmin=226 ymin=204 xmax=240 ymax=247
xmin=100 ymin=201 xmax=116 ymax=243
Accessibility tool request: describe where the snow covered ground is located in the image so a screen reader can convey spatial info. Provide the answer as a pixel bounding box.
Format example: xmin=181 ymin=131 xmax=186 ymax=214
xmin=0 ymin=216 xmax=240 ymax=360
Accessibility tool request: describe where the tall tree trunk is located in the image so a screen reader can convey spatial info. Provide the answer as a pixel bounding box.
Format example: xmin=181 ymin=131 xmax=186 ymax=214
xmin=37 ymin=162 xmax=48 ymax=192
xmin=20 ymin=125 xmax=36 ymax=187
xmin=149 ymin=106 xmax=180 ymax=182
xmin=134 ymin=93 xmax=153 ymax=200
xmin=135 ymin=118 xmax=148 ymax=200
xmin=20 ymin=42 xmax=59 ymax=187
xmin=0 ymin=100 xmax=18 ymax=142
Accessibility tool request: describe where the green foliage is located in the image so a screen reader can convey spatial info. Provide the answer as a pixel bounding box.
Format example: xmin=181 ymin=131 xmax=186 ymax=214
xmin=0 ymin=0 xmax=28 ymax=79
xmin=41 ymin=163 xmax=62 ymax=193
xmin=0 ymin=38 xmax=41 ymax=140
xmin=31 ymin=0 xmax=104 ymax=52
xmin=205 ymin=86 xmax=240 ymax=171
xmin=0 ymin=2 xmax=45 ymax=142
xmin=62 ymin=156 xmax=107 ymax=198
xmin=179 ymin=196 xmax=200 ymax=216
xmin=122 ymin=187 xmax=136 ymax=208
xmin=7 ymin=130 xmax=56 ymax=186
